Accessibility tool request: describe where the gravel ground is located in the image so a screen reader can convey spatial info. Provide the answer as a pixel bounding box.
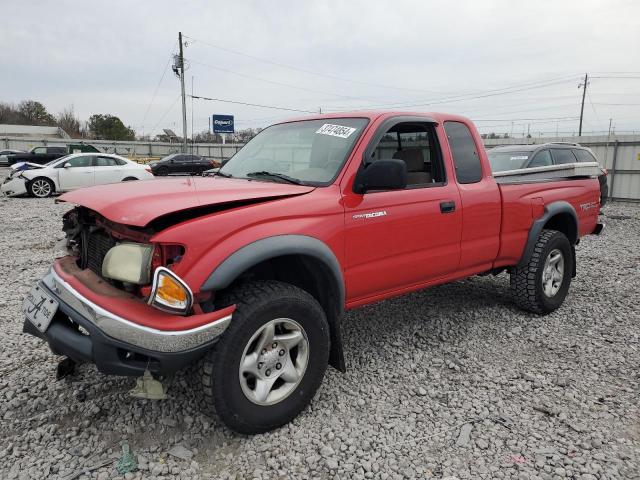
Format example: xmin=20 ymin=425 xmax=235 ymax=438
xmin=1 ymin=172 xmax=638 ymax=479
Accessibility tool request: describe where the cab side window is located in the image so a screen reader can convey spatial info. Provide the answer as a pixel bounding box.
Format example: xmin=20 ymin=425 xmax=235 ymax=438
xmin=528 ymin=150 xmax=553 ymax=167
xmin=444 ymin=121 xmax=482 ymax=184
xmin=369 ymin=122 xmax=445 ymax=187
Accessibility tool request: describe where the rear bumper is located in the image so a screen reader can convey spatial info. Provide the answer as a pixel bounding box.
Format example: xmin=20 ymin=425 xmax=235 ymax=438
xmin=23 ymin=265 xmax=234 ymax=376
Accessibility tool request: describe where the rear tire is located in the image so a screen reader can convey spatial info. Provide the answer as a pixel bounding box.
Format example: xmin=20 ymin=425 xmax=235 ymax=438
xmin=510 ymin=229 xmax=574 ymax=314
xmin=200 ymin=281 xmax=330 ymax=434
xmin=122 ymin=177 xmax=138 ymax=181
xmin=28 ymin=177 xmax=54 ymax=198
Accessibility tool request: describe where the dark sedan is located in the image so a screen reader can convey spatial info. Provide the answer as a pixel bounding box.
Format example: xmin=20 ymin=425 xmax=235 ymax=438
xmin=150 ymin=154 xmax=218 ymax=176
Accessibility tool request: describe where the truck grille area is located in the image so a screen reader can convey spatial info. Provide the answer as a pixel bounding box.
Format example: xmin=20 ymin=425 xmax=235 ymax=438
xmin=81 ymin=230 xmax=116 ymax=276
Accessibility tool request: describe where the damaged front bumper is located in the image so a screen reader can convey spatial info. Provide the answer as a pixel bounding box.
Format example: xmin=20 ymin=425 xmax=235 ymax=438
xmin=1 ymin=177 xmax=27 ymax=197
xmin=23 ymin=259 xmax=234 ymax=376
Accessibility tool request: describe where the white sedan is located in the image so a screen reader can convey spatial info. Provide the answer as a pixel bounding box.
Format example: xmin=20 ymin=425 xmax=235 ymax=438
xmin=1 ymin=153 xmax=154 ymax=198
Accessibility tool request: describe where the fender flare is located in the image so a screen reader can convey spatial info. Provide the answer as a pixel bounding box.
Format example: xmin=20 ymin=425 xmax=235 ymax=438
xmin=201 ymin=234 xmax=346 ymax=372
xmin=517 ymin=201 xmax=578 ymax=269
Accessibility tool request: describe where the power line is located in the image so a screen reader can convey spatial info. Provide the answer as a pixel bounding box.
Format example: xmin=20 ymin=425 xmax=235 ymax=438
xmin=189 ymin=94 xmax=317 ymax=114
xmin=149 ymin=94 xmax=181 ymax=136
xmin=141 ymin=42 xmax=177 ymax=132
xmin=183 ymin=34 xmax=448 ymax=95
xmin=328 ymin=75 xmax=580 ymax=111
xmin=189 ymin=58 xmax=375 ymax=102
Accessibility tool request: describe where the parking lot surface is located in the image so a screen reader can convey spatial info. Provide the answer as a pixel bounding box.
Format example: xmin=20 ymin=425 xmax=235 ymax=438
xmin=0 ymin=172 xmax=638 ymax=479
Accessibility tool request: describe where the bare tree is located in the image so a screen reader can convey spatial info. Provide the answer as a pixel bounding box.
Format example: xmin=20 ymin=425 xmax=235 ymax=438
xmin=56 ymin=106 xmax=81 ymax=137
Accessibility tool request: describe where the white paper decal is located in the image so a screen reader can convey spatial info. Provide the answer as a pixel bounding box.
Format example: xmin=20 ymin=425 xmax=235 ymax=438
xmin=315 ymin=123 xmax=357 ymax=139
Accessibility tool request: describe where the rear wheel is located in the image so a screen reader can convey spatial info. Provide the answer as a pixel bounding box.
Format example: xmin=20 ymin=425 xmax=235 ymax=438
xmin=200 ymin=281 xmax=330 ymax=434
xmin=28 ymin=177 xmax=54 ymax=198
xmin=510 ymin=229 xmax=574 ymax=314
xmin=122 ymin=177 xmax=138 ymax=181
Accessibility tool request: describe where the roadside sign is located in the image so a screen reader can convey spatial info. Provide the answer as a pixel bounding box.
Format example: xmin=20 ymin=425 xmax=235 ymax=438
xmin=212 ymin=115 xmax=234 ymax=134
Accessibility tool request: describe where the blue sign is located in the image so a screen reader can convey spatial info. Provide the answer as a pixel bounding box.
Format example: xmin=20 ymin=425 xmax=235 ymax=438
xmin=211 ymin=115 xmax=234 ymax=134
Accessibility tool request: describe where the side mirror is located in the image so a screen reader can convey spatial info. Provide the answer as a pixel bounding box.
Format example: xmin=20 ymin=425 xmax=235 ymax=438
xmin=353 ymin=159 xmax=407 ymax=194
xmin=64 ymin=163 xmax=71 ymax=168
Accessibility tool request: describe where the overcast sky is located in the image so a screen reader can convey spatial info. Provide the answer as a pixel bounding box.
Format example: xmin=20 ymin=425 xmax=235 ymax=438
xmin=2 ymin=0 xmax=639 ymax=137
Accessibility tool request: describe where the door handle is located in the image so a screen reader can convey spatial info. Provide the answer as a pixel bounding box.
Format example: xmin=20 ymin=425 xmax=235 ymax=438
xmin=440 ymin=201 xmax=456 ymax=213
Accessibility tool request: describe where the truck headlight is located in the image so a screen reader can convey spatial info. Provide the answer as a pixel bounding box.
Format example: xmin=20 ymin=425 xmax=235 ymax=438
xmin=102 ymin=242 xmax=154 ymax=284
xmin=149 ymin=267 xmax=193 ymax=315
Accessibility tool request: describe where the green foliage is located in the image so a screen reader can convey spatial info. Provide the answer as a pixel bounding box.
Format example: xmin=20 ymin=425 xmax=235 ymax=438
xmin=18 ymin=100 xmax=56 ymax=126
xmin=88 ymin=114 xmax=136 ymax=140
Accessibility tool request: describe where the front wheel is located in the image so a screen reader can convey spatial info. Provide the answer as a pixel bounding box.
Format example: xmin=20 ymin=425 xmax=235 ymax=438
xmin=200 ymin=281 xmax=330 ymax=434
xmin=28 ymin=177 xmax=54 ymax=198
xmin=510 ymin=229 xmax=574 ymax=314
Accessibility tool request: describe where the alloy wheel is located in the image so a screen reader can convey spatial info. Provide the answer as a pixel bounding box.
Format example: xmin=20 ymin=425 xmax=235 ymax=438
xmin=31 ymin=179 xmax=51 ymax=197
xmin=542 ymin=248 xmax=564 ymax=297
xmin=238 ymin=318 xmax=309 ymax=406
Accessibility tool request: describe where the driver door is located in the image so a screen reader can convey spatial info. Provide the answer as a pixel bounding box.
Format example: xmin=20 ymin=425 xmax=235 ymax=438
xmin=343 ymin=120 xmax=462 ymax=302
xmin=57 ymin=155 xmax=95 ymax=190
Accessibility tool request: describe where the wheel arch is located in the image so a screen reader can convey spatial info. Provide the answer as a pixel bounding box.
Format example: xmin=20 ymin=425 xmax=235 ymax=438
xmin=201 ymin=235 xmax=346 ymax=372
xmin=27 ymin=175 xmax=56 ymax=196
xmin=517 ymin=201 xmax=578 ymax=269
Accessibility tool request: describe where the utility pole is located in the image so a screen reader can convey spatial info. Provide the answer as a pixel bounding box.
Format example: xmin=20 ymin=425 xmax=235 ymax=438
xmin=178 ymin=32 xmax=188 ymax=153
xmin=578 ymin=73 xmax=589 ymax=137
xmin=191 ymin=75 xmax=194 ymax=153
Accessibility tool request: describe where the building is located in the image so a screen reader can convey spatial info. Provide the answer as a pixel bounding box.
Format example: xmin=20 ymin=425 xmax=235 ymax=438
xmin=0 ymin=124 xmax=70 ymax=139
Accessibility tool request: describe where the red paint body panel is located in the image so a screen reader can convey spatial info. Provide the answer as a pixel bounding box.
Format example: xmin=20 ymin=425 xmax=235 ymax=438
xmin=59 ymin=176 xmax=315 ymax=227
xmin=57 ymin=111 xmax=601 ymax=331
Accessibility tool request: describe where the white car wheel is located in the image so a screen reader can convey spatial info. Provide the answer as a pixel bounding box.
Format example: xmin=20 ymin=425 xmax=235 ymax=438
xmin=29 ymin=178 xmax=54 ymax=198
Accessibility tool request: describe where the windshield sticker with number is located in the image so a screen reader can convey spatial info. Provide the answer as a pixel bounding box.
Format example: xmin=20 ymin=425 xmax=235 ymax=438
xmin=315 ymin=124 xmax=357 ymax=139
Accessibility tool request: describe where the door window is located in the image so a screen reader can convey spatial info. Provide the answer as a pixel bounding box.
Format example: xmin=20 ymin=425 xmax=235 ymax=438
xmin=63 ymin=156 xmax=93 ymax=168
xmin=369 ymin=122 xmax=445 ymax=187
xmin=94 ymin=156 xmax=119 ymax=167
xmin=444 ymin=121 xmax=482 ymax=184
xmin=528 ymin=150 xmax=553 ymax=168
xmin=32 ymin=147 xmax=47 ymax=154
xmin=572 ymin=149 xmax=597 ymax=163
xmin=551 ymin=149 xmax=577 ymax=165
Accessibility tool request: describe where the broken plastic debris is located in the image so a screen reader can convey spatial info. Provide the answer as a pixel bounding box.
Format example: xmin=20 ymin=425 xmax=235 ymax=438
xmin=116 ymin=443 xmax=138 ymax=475
xmin=129 ymin=369 xmax=166 ymax=400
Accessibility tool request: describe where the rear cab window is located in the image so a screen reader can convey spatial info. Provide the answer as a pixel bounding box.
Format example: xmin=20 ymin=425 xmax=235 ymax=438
xmin=444 ymin=121 xmax=482 ymax=184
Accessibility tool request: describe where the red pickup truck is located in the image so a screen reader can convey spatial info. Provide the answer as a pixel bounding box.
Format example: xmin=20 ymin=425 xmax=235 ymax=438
xmin=23 ymin=112 xmax=603 ymax=433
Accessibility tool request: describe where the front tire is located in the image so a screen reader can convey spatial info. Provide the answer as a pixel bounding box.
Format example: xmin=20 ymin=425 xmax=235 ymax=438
xmin=200 ymin=281 xmax=330 ymax=434
xmin=510 ymin=229 xmax=574 ymax=314
xmin=28 ymin=177 xmax=54 ymax=198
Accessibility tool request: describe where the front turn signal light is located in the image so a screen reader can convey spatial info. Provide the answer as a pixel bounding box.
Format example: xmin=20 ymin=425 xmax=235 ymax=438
xmin=149 ymin=267 xmax=193 ymax=315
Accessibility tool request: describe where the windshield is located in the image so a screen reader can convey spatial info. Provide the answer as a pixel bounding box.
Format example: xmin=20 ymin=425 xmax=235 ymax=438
xmin=46 ymin=155 xmax=72 ymax=167
xmin=487 ymin=150 xmax=530 ymax=172
xmin=219 ymin=118 xmax=368 ymax=184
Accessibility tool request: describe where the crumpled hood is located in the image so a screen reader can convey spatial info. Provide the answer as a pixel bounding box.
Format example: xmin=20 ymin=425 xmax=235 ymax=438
xmin=10 ymin=162 xmax=44 ymax=173
xmin=58 ymin=177 xmax=315 ymax=227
